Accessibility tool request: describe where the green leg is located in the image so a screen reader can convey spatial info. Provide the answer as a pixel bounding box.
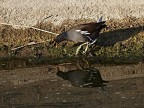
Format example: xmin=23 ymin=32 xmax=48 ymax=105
xmin=75 ymin=42 xmax=88 ymax=55
xmin=83 ymin=42 xmax=89 ymax=54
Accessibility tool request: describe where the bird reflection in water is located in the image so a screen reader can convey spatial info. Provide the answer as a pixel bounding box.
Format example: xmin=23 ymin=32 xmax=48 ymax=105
xmin=57 ymin=68 xmax=108 ymax=89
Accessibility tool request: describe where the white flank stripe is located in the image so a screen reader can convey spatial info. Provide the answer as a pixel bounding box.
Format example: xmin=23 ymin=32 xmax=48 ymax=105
xmin=84 ymin=32 xmax=90 ymax=35
xmin=76 ymin=30 xmax=81 ymax=32
xmin=81 ymin=31 xmax=90 ymax=34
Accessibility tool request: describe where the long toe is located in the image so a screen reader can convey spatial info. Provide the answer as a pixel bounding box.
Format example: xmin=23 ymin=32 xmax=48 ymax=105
xmin=75 ymin=48 xmax=80 ymax=55
xmin=75 ymin=44 xmax=83 ymax=55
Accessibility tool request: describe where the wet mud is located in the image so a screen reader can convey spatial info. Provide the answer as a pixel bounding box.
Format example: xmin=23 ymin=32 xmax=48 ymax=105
xmin=0 ymin=67 xmax=144 ymax=108
xmin=0 ymin=62 xmax=144 ymax=107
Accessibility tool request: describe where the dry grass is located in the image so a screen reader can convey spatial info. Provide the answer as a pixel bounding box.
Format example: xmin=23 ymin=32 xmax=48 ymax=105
xmin=0 ymin=17 xmax=144 ymax=60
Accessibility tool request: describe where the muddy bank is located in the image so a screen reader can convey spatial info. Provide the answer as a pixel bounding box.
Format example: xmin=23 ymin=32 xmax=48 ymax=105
xmin=0 ymin=77 xmax=144 ymax=108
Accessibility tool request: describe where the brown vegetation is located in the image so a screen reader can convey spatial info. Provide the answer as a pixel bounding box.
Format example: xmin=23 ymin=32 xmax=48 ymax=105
xmin=0 ymin=17 xmax=144 ymax=64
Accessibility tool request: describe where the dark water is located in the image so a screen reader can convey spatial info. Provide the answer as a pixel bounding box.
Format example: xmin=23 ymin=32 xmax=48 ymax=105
xmin=57 ymin=68 xmax=109 ymax=89
xmin=0 ymin=59 xmax=144 ymax=108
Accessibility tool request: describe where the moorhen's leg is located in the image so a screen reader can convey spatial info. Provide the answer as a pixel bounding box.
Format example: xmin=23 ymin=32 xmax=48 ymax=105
xmin=75 ymin=42 xmax=88 ymax=55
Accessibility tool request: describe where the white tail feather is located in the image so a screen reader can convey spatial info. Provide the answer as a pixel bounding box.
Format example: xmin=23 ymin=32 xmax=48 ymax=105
xmin=97 ymin=16 xmax=103 ymax=22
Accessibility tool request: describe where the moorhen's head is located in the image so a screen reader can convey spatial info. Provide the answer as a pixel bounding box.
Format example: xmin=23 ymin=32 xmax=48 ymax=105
xmin=54 ymin=32 xmax=67 ymax=43
xmin=56 ymin=70 xmax=69 ymax=80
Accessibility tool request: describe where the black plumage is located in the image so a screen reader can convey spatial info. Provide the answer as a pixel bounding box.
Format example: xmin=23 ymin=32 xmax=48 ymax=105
xmin=55 ymin=21 xmax=106 ymax=43
xmin=54 ymin=17 xmax=106 ymax=55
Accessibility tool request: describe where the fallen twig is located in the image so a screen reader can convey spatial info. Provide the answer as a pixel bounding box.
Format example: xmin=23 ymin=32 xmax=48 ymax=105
xmin=11 ymin=40 xmax=51 ymax=51
xmin=0 ymin=23 xmax=59 ymax=35
xmin=1 ymin=23 xmax=58 ymax=50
